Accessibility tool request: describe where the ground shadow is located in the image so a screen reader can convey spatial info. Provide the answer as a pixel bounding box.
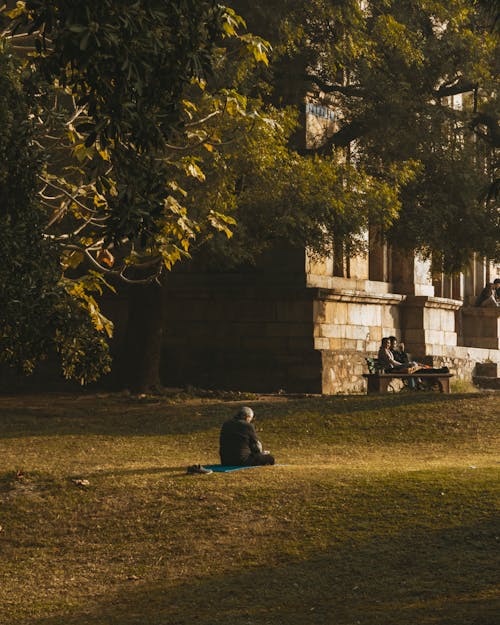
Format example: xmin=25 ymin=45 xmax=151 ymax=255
xmin=0 ymin=392 xmax=487 ymax=439
xmin=26 ymin=517 xmax=500 ymax=625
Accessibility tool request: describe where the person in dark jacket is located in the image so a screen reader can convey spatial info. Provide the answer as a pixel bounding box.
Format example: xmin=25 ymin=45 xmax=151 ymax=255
xmin=388 ymin=336 xmax=409 ymax=365
xmin=219 ymin=406 xmax=275 ymax=466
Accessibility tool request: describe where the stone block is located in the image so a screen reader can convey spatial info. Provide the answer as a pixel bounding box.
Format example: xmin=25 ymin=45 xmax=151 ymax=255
xmin=382 ymin=305 xmax=400 ymax=328
xmin=313 ymin=301 xmax=327 ymax=323
xmin=403 ymin=308 xmax=424 ymax=329
xmin=361 ymin=305 xmax=381 ymax=327
xmin=369 ymin=326 xmax=382 ymax=342
xmin=329 ymin=302 xmax=348 ymax=324
xmin=314 ymin=337 xmax=330 ymax=350
xmin=427 ymin=330 xmax=444 ymax=345
xmin=266 ymin=322 xmax=311 ymax=338
xmin=404 ymin=329 xmax=427 ymax=343
xmin=443 ymin=331 xmax=457 ymax=347
xmin=318 ymin=323 xmax=344 ymax=339
xmin=289 ymin=336 xmax=315 ymax=352
xmin=345 ymin=325 xmax=370 ymax=341
xmin=275 ymin=300 xmax=313 ymax=323
xmin=346 ymin=304 xmax=360 ymax=325
xmin=475 ymin=362 xmax=499 ymax=377
xmin=327 ymin=338 xmax=347 ymax=350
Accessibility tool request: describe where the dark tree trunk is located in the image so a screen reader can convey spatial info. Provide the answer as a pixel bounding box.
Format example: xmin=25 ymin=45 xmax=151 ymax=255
xmin=122 ymin=281 xmax=165 ymax=393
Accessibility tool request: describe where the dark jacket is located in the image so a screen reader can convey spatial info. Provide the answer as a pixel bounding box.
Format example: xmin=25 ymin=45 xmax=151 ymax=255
xmin=219 ymin=418 xmax=261 ymax=466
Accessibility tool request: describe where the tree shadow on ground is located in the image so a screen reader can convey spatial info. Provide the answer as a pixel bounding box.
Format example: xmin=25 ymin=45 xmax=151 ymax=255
xmin=28 ymin=517 xmax=500 ymax=625
xmin=0 ymin=392 xmax=488 ymax=439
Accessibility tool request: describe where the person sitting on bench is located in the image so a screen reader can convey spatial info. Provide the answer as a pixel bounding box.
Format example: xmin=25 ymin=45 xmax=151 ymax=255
xmin=219 ymin=406 xmax=275 ymax=467
xmin=378 ymin=337 xmax=419 ymax=388
xmin=389 ymin=336 xmax=409 ymax=365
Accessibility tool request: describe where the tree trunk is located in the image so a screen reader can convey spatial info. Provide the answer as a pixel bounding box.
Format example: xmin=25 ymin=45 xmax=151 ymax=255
xmin=121 ymin=281 xmax=165 ymax=393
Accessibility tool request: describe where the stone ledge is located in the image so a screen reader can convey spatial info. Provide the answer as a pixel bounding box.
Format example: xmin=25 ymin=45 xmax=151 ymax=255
xmin=404 ymin=295 xmax=463 ymax=311
xmin=313 ymin=288 xmax=404 ymax=306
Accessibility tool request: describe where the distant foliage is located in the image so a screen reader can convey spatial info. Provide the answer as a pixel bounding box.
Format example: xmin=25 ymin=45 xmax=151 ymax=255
xmin=0 ymin=48 xmax=111 ymax=382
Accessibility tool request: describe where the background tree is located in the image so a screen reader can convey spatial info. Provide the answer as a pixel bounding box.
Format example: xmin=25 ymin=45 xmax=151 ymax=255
xmin=1 ymin=1 xmax=498 ymax=390
xmin=0 ymin=0 xmax=274 ymax=387
xmin=231 ymin=0 xmax=500 ymax=271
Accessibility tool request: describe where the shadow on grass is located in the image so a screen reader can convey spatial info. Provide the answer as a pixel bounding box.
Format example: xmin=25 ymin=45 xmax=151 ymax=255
xmin=29 ymin=517 xmax=500 ymax=625
xmin=78 ymin=466 xmax=186 ymax=479
xmin=0 ymin=392 xmax=489 ymax=439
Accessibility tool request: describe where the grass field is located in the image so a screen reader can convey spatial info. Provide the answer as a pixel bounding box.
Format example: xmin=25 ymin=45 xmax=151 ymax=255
xmin=0 ymin=391 xmax=498 ymax=625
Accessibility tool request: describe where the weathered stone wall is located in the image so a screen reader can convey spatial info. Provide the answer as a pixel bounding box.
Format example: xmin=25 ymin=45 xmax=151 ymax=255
xmin=425 ymin=345 xmax=500 ymax=383
xmin=461 ymin=307 xmax=500 ymax=350
xmin=160 ymin=250 xmax=500 ymax=394
xmin=161 ymin=281 xmax=323 ymax=393
xmin=400 ymin=296 xmax=461 ymax=359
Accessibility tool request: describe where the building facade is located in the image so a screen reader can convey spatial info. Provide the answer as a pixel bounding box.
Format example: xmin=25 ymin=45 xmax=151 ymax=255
xmin=159 ymin=240 xmax=500 ymax=394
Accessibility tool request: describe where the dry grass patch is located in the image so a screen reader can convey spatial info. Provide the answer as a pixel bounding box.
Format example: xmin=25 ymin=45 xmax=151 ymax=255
xmin=0 ymin=391 xmax=498 ymax=625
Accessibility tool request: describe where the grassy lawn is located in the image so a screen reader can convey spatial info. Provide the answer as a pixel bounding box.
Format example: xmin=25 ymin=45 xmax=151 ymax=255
xmin=0 ymin=391 xmax=498 ymax=625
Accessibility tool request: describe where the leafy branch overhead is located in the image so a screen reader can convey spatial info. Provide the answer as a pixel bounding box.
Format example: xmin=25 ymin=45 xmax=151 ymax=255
xmin=0 ymin=0 xmax=274 ymax=381
xmin=0 ymin=1 xmax=499 ymax=385
xmin=2 ymin=0 xmax=274 ymax=284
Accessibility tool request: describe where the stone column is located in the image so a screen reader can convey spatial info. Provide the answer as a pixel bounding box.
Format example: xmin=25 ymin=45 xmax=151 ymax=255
xmin=368 ymin=225 xmax=390 ymax=282
xmin=391 ymin=248 xmax=434 ymax=296
xmin=401 ymin=296 xmax=461 ymax=360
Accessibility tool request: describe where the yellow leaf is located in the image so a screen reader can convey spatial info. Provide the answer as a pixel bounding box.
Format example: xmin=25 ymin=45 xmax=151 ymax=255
xmin=186 ymin=162 xmax=206 ymax=181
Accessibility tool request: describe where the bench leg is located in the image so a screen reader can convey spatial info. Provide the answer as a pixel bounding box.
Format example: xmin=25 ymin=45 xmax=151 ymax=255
xmin=379 ymin=378 xmax=391 ymax=393
xmin=440 ymin=377 xmax=450 ymax=393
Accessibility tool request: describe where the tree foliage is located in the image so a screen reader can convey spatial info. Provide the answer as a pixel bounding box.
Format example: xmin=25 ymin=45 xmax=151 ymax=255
xmin=1 ymin=0 xmax=499 ymax=384
xmin=0 ymin=46 xmax=111 ymax=382
xmin=0 ymin=0 xmax=274 ymax=381
xmin=232 ymin=0 xmax=500 ymax=272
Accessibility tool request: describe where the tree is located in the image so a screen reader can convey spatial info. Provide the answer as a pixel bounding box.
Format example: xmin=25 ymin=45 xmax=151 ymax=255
xmin=0 ymin=44 xmax=110 ymax=382
xmin=231 ymin=0 xmax=500 ymax=271
xmin=0 ymin=1 xmax=275 ymax=387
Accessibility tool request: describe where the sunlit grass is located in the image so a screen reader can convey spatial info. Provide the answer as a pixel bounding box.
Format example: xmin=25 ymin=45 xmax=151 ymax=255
xmin=0 ymin=391 xmax=498 ymax=624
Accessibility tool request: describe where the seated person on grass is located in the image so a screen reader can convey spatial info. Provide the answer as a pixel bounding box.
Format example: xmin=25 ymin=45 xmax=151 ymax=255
xmin=219 ymin=406 xmax=275 ymax=467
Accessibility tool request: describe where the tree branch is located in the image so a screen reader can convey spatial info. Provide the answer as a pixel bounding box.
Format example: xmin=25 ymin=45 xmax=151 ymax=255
xmin=305 ymin=73 xmax=365 ymax=97
xmin=434 ymin=81 xmax=477 ymax=99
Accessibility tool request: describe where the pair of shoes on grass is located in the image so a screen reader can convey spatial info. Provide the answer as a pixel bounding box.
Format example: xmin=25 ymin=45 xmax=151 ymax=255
xmin=186 ymin=464 xmax=213 ymax=475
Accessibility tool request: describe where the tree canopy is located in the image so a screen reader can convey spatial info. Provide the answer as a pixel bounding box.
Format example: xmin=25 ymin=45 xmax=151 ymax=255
xmin=231 ymin=0 xmax=500 ymax=271
xmin=0 ymin=0 xmax=276 ymax=380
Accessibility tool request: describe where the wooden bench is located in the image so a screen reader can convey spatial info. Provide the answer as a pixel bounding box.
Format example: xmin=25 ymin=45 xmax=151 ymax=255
xmin=363 ymin=372 xmax=453 ymax=394
xmin=363 ymin=357 xmax=452 ymax=393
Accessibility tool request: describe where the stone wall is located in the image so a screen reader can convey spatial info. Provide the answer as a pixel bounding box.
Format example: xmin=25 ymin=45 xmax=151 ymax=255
xmin=159 ymin=247 xmax=500 ymax=395
xmin=461 ymin=307 xmax=500 ymax=350
xmin=161 ymin=282 xmax=323 ymax=393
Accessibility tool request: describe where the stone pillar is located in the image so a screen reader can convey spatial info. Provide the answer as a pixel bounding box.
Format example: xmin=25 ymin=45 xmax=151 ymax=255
xmin=474 ymin=254 xmax=487 ymax=295
xmin=368 ymin=225 xmax=390 ymax=282
xmin=391 ymin=248 xmax=434 ymax=296
xmin=463 ymin=257 xmax=476 ymax=306
xmin=461 ymin=308 xmax=500 ymax=349
xmin=401 ymin=296 xmax=461 ymax=360
xmin=451 ymin=274 xmax=464 ymax=301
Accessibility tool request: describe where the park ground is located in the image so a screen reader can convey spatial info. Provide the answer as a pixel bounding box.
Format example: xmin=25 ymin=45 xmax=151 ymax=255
xmin=0 ymin=390 xmax=498 ymax=625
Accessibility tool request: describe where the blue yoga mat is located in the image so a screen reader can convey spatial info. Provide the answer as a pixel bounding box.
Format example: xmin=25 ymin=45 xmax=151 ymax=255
xmin=203 ymin=464 xmax=285 ymax=473
xmin=203 ymin=464 xmax=260 ymax=473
